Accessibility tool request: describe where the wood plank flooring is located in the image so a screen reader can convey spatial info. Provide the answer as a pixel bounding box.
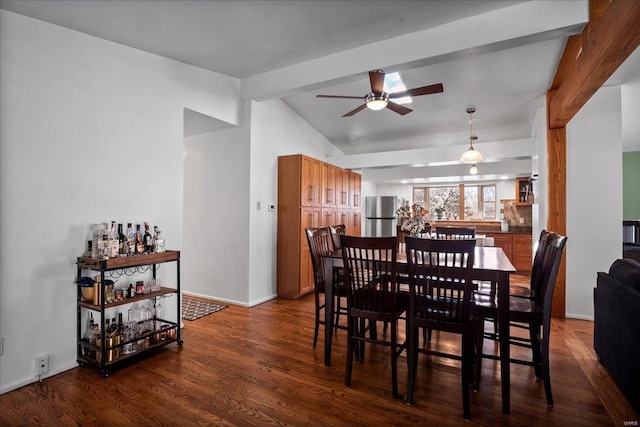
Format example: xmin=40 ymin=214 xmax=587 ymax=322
xmin=1 ymin=275 xmax=638 ymax=426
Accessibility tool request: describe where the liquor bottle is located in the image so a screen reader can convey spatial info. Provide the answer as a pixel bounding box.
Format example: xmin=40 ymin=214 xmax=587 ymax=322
xmin=100 ymin=233 xmax=110 ymax=259
xmin=108 ymin=221 xmax=119 ymax=258
xmin=152 ymin=226 xmax=159 ymax=253
xmin=126 ymin=223 xmax=136 ymax=255
xmin=83 ymin=240 xmax=92 ymax=258
xmin=135 ymin=224 xmax=145 ymax=254
xmin=118 ymin=224 xmax=127 ymax=255
xmin=128 ymin=283 xmax=135 ymax=299
xmin=155 ymin=230 xmax=166 ymax=253
xmin=143 ymin=222 xmax=152 ymax=253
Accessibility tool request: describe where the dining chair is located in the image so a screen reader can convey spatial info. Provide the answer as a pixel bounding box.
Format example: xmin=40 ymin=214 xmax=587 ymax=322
xmin=305 ymin=227 xmax=348 ymax=349
xmin=435 ymin=226 xmax=476 ymax=240
xmin=473 ymin=231 xmax=567 ymax=407
xmin=340 ymin=235 xmax=408 ymax=399
xmin=329 ymin=224 xmax=346 ymax=251
xmin=475 ymin=230 xmax=551 ymax=300
xmin=404 ymin=237 xmax=476 ymax=419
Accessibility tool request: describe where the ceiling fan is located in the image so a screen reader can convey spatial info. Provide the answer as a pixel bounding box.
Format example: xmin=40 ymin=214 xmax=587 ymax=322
xmin=316 ymin=70 xmax=443 ymax=117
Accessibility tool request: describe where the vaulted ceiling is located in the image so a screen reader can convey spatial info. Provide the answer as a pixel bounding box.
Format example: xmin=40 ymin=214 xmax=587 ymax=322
xmin=2 ymin=0 xmax=637 ymax=184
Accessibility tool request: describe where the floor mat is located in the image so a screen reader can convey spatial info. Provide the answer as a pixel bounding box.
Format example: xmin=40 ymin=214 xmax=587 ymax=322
xmin=182 ymin=297 xmax=227 ymax=321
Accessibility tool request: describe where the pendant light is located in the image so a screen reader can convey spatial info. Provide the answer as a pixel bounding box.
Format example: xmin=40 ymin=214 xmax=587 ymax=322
xmin=460 ymin=107 xmax=484 ymax=163
xmin=469 ymin=164 xmax=478 ymax=175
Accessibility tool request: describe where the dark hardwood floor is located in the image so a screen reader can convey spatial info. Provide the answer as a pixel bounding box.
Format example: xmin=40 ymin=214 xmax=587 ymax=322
xmin=1 ymin=274 xmax=638 ymax=426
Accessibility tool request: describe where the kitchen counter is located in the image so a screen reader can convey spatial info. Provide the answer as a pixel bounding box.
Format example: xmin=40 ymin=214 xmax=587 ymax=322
xmin=430 ymin=220 xmax=531 ymax=235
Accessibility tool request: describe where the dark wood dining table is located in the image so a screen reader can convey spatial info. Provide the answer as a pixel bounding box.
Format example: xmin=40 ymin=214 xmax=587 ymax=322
xmin=322 ymin=245 xmax=516 ymax=414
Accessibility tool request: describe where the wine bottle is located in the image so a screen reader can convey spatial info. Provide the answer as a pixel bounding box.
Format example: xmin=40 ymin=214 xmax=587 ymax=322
xmin=143 ymin=222 xmax=152 ymax=253
xmin=126 ymin=223 xmax=136 ymax=254
xmin=118 ymin=224 xmax=126 ymax=255
xmin=135 ymin=224 xmax=144 ymax=254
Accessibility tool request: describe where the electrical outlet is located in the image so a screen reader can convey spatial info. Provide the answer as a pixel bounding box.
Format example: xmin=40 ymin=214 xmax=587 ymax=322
xmin=519 ymin=217 xmax=525 ymax=224
xmin=36 ymin=355 xmax=49 ymax=374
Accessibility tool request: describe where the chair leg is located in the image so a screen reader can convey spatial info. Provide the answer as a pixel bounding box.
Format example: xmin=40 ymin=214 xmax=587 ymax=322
xmin=473 ymin=313 xmax=486 ymax=391
xmin=406 ymin=323 xmax=419 ymax=404
xmin=541 ymin=320 xmax=553 ymax=407
xmin=345 ymin=315 xmax=355 ymax=387
xmin=390 ymin=319 xmax=398 ymax=399
xmin=313 ymin=292 xmax=321 ymax=349
xmin=461 ymin=333 xmax=472 ymax=420
xmin=529 ymin=322 xmax=543 ymax=379
xmin=333 ymin=295 xmax=341 ymax=332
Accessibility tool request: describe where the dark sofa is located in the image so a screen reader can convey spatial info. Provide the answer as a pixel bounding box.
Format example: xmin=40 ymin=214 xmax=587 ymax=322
xmin=594 ymin=258 xmax=640 ymax=413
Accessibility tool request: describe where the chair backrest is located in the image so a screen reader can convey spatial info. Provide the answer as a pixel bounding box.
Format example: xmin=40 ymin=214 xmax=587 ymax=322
xmin=529 ymin=229 xmax=551 ymax=297
xmin=535 ymin=232 xmax=567 ymax=308
xmin=435 ymin=226 xmax=476 ymax=240
xmin=405 ymin=237 xmax=476 ymax=325
xmin=329 ymin=224 xmax=346 ymax=251
xmin=340 ymin=235 xmax=398 ymax=312
xmin=305 ymin=227 xmax=333 ymax=289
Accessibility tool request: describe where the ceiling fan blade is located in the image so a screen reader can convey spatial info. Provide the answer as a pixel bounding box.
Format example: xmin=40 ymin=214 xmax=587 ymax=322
xmin=369 ymin=70 xmax=385 ymax=94
xmin=342 ymin=104 xmax=368 ymax=117
xmin=390 ymin=83 xmax=444 ymax=98
xmin=316 ymin=94 xmax=364 ymax=99
xmin=386 ymin=101 xmax=413 ymax=115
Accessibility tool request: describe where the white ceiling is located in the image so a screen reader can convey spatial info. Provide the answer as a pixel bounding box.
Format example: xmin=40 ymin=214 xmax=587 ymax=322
xmin=2 ymin=0 xmax=637 ymax=184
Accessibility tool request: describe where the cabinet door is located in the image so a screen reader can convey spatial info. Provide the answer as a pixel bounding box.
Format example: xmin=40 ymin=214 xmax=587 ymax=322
xmin=512 ymin=234 xmax=533 ymax=272
xmin=349 ymin=171 xmax=361 ymax=209
xmin=485 ymin=232 xmax=513 ymax=261
xmin=300 ymin=207 xmax=321 ymax=295
xmin=301 ymin=156 xmax=321 ymax=207
xmin=350 ymin=210 xmax=362 ymax=236
xmin=515 ymin=178 xmax=533 ymax=206
xmin=322 ymin=163 xmax=337 ymax=208
xmin=321 ymin=208 xmax=338 ymax=227
xmin=337 ymin=209 xmax=350 ymax=232
xmin=336 ymin=169 xmax=350 ymax=209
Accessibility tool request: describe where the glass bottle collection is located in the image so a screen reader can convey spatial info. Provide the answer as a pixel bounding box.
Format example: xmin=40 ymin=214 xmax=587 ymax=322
xmin=82 ymin=301 xmax=171 ymax=362
xmin=87 ymin=221 xmax=165 ymax=259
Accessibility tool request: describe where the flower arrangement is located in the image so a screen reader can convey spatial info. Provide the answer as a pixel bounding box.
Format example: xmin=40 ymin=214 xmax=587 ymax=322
xmin=397 ymin=204 xmax=430 ymax=237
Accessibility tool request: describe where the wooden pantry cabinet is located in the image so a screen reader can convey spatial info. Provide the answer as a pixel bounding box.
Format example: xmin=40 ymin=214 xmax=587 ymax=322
xmin=278 ymin=154 xmax=361 ymax=298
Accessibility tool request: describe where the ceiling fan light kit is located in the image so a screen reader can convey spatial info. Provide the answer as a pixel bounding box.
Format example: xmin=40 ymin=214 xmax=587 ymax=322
xmin=365 ymin=93 xmax=389 ymax=110
xmin=460 ymin=107 xmax=484 ymax=164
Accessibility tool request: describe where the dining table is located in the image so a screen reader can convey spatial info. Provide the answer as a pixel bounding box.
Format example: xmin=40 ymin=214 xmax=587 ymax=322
xmin=322 ymin=244 xmax=516 ymax=414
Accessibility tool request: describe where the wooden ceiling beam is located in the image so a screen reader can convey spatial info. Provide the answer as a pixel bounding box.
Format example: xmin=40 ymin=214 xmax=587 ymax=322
xmin=548 ymin=0 xmax=640 ymax=128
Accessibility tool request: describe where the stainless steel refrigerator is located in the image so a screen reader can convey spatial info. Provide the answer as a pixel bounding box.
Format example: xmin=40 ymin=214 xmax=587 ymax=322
xmin=365 ymin=196 xmax=398 ymax=237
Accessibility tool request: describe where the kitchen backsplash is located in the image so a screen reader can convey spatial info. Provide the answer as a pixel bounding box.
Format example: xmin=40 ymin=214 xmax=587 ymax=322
xmin=501 ymin=199 xmax=532 ymax=227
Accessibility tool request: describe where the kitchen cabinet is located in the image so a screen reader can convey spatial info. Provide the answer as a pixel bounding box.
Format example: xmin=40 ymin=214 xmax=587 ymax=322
xmin=302 ymin=156 xmax=322 ymax=207
xmin=515 ymin=177 xmax=533 ymax=206
xmin=337 ymin=168 xmax=350 ymax=209
xmin=512 ymin=234 xmax=533 ymax=272
xmin=277 ymin=154 xmax=361 ymax=298
xmin=321 ymin=163 xmax=337 ymax=208
xmin=484 ymin=232 xmax=513 ymax=260
xmin=483 ymin=232 xmax=533 ymax=273
xmin=348 ymin=170 xmax=361 ymax=209
xmin=76 ymin=251 xmax=181 ymax=377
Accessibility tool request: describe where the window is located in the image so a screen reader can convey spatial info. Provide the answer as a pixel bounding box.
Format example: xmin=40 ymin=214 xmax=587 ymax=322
xmin=413 ymin=184 xmax=496 ymax=220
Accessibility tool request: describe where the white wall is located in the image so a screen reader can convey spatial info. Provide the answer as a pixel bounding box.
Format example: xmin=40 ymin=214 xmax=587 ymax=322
xmin=0 ymin=10 xmax=240 ymax=393
xmin=566 ymin=86 xmax=623 ymax=319
xmin=249 ymin=98 xmax=341 ymax=305
xmin=182 ymin=104 xmax=250 ymax=304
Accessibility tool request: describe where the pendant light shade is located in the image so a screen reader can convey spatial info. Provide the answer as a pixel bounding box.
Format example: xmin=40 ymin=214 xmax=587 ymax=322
xmin=469 ymin=164 xmax=478 ymax=175
xmin=460 ymin=107 xmax=483 ymax=163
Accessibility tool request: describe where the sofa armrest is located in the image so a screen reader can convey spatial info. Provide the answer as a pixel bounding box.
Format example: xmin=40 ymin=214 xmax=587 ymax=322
xmin=594 ymin=272 xmax=640 ymax=413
